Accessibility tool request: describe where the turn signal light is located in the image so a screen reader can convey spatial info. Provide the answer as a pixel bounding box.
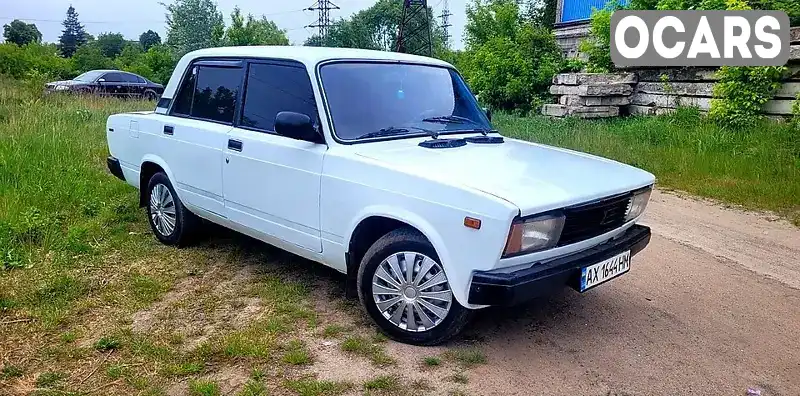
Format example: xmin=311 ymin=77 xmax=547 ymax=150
xmin=464 ymin=217 xmax=481 ymax=229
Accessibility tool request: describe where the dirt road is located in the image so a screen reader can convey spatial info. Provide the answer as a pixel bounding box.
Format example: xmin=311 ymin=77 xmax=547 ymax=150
xmin=448 ymin=190 xmax=800 ymax=395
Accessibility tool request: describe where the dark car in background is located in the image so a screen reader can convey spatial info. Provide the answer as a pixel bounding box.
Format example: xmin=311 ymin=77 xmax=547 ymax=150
xmin=46 ymin=70 xmax=164 ymax=100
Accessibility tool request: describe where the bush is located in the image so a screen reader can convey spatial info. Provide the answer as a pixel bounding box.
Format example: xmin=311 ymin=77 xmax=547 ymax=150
xmin=71 ymin=44 xmax=113 ymax=74
xmin=792 ymin=92 xmax=800 ymax=131
xmin=709 ymin=66 xmax=786 ymax=129
xmin=0 ymin=43 xmax=72 ymax=80
xmin=578 ymin=7 xmax=614 ymax=73
xmin=460 ymin=0 xmax=563 ymax=113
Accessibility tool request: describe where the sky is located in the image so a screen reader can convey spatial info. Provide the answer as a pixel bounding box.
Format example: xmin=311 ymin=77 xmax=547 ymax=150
xmin=1 ymin=0 xmax=469 ymax=49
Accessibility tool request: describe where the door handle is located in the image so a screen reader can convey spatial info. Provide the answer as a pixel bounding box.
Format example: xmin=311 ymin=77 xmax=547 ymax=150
xmin=228 ymin=139 xmax=243 ymax=152
xmin=163 ymin=125 xmax=174 ymax=135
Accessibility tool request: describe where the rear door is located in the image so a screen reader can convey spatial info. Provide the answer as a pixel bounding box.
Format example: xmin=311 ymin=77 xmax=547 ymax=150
xmin=123 ymin=73 xmax=146 ymax=97
xmin=100 ymin=72 xmax=126 ymax=96
xmin=223 ymin=60 xmax=326 ymax=252
xmin=156 ymin=60 xmax=243 ymax=217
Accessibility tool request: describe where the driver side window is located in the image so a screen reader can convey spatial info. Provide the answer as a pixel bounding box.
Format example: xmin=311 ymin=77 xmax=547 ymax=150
xmin=240 ymin=62 xmax=317 ymax=133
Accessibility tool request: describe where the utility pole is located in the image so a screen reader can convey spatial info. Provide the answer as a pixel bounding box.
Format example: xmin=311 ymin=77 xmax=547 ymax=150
xmin=306 ymin=0 xmax=340 ymax=41
xmin=396 ymin=0 xmax=433 ymax=57
xmin=439 ymin=0 xmax=452 ymax=49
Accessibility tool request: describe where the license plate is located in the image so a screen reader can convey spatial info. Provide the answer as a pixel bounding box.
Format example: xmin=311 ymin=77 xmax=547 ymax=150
xmin=579 ymin=250 xmax=631 ymax=292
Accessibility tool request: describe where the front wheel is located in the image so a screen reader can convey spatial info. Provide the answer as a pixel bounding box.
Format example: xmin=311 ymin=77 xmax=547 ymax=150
xmin=357 ymin=228 xmax=472 ymax=345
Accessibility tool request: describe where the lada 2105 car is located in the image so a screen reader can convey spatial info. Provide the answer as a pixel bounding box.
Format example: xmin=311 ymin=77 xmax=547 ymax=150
xmin=105 ymin=46 xmax=655 ymax=345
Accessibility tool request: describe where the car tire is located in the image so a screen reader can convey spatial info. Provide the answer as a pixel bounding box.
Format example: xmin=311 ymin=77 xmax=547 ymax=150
xmin=143 ymin=90 xmax=158 ymax=100
xmin=145 ymin=172 xmax=199 ymax=246
xmin=357 ymin=227 xmax=472 ymax=346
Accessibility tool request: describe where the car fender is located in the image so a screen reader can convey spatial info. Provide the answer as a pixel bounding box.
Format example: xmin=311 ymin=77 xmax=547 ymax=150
xmin=346 ymin=205 xmax=474 ymax=306
xmin=139 ymin=154 xmax=178 ymax=193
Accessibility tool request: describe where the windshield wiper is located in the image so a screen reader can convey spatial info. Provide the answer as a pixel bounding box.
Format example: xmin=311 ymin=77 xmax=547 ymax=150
xmin=355 ymin=126 xmax=435 ymax=140
xmin=421 ymin=115 xmax=492 ymax=135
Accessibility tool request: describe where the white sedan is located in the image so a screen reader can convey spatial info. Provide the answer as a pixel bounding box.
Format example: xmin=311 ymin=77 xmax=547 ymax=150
xmin=105 ymin=46 xmax=655 ymax=345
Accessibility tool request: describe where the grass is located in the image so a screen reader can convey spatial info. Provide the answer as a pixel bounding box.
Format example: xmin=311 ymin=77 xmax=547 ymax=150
xmin=363 ymin=375 xmax=400 ymax=392
xmin=496 ymin=109 xmax=800 ymax=224
xmin=443 ymin=347 xmax=487 ymax=368
xmin=0 ymin=76 xmax=370 ymax=396
xmin=282 ymin=339 xmax=313 ymax=365
xmin=321 ymin=324 xmax=348 ymax=338
xmin=422 ymin=356 xmax=441 ymax=367
xmin=341 ymin=335 xmax=395 ymax=366
xmin=189 ymin=379 xmax=221 ymax=396
xmin=284 ymin=377 xmax=354 ymax=396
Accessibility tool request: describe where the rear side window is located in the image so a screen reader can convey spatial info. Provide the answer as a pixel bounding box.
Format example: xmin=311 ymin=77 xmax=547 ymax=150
xmin=241 ymin=63 xmax=317 ymax=132
xmin=103 ymin=72 xmax=124 ymax=82
xmin=170 ymin=64 xmax=242 ymax=124
xmin=171 ymin=67 xmax=196 ymax=116
xmin=191 ymin=66 xmax=241 ymax=123
xmin=124 ymin=73 xmax=145 ymax=83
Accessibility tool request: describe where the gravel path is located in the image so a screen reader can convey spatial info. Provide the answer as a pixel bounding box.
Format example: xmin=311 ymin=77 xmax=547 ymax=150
xmin=459 ymin=190 xmax=800 ymax=395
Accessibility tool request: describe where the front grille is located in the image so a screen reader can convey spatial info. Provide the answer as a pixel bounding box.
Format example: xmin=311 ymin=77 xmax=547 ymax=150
xmin=557 ymin=193 xmax=631 ymax=246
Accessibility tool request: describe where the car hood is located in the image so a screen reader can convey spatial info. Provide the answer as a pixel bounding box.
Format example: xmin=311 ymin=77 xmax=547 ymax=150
xmin=354 ymin=136 xmax=655 ymax=216
xmin=47 ymin=80 xmax=84 ymax=86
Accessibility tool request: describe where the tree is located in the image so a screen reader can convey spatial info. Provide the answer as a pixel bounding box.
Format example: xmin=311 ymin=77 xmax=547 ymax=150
xmin=95 ymin=32 xmax=127 ymax=58
xmin=139 ymin=30 xmax=161 ymax=51
xmin=164 ymin=0 xmax=225 ymax=58
xmin=58 ymin=6 xmax=89 ymax=57
xmin=525 ymin=0 xmax=558 ymax=28
xmin=224 ymin=7 xmax=289 ymax=46
xmin=303 ymin=0 xmax=447 ymax=56
xmin=3 ymin=20 xmax=42 ymax=46
xmin=71 ymin=44 xmax=113 ymax=73
xmin=460 ymin=0 xmax=563 ymax=113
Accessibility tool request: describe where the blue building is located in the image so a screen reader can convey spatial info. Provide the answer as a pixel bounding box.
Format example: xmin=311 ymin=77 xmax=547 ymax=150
xmin=554 ymin=0 xmax=628 ymax=57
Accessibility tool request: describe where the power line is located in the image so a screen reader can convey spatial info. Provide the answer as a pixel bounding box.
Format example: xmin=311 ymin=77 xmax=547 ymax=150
xmin=0 ymin=8 xmax=309 ymax=25
xmin=397 ymin=0 xmax=433 ymax=57
xmin=305 ymin=0 xmax=340 ymax=40
xmin=439 ymin=0 xmax=452 ymax=48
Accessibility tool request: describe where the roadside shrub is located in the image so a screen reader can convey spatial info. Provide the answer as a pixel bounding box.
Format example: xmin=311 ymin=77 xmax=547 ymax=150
xmin=71 ymin=44 xmax=113 ymax=73
xmin=460 ymin=1 xmax=563 ymax=113
xmin=792 ymin=92 xmax=800 ymax=131
xmin=708 ymin=66 xmax=786 ymax=130
xmin=578 ymin=7 xmax=614 ymax=73
xmin=561 ymin=57 xmax=586 ymax=73
xmin=0 ymin=43 xmax=72 ymax=80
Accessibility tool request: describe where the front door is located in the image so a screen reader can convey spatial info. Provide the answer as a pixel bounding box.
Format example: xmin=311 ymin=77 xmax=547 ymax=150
xmin=223 ymin=60 xmax=325 ymax=252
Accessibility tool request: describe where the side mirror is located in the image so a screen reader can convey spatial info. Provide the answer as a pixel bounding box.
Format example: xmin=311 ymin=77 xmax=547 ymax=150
xmin=483 ymin=107 xmax=492 ymax=122
xmin=97 ymin=78 xmax=106 ymax=83
xmin=275 ymin=111 xmax=321 ymax=143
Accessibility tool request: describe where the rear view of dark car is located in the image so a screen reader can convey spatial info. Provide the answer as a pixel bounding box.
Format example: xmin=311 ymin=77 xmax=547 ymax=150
xmin=46 ymin=70 xmax=164 ymax=100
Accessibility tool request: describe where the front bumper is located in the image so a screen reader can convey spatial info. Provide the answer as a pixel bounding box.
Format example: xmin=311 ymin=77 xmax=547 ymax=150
xmin=468 ymin=224 xmax=651 ymax=306
xmin=107 ymin=156 xmax=126 ymax=181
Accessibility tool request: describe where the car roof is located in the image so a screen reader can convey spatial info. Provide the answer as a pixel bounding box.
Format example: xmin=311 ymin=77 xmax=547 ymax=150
xmin=183 ymin=46 xmax=453 ymax=69
xmin=161 ymin=45 xmax=455 ymax=101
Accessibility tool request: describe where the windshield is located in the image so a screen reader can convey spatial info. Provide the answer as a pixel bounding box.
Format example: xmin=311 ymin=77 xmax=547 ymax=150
xmin=73 ymin=71 xmax=105 ymax=82
xmin=320 ymin=62 xmax=491 ymax=141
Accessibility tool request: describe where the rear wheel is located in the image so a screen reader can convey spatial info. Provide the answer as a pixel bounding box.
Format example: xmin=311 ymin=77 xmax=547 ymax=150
xmin=143 ymin=90 xmax=158 ymax=100
xmin=145 ymin=172 xmax=199 ymax=246
xmin=357 ymin=228 xmax=472 ymax=345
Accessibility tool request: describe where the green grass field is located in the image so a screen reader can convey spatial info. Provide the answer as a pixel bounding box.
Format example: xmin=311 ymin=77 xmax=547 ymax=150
xmin=495 ymin=110 xmax=800 ymax=224
xmin=0 ymin=76 xmax=796 ymax=394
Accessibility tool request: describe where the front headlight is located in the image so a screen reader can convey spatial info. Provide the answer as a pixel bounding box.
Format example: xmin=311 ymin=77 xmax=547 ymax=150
xmin=503 ymin=213 xmax=565 ymax=257
xmin=54 ymin=85 xmax=70 ymax=91
xmin=625 ymin=187 xmax=652 ymax=221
